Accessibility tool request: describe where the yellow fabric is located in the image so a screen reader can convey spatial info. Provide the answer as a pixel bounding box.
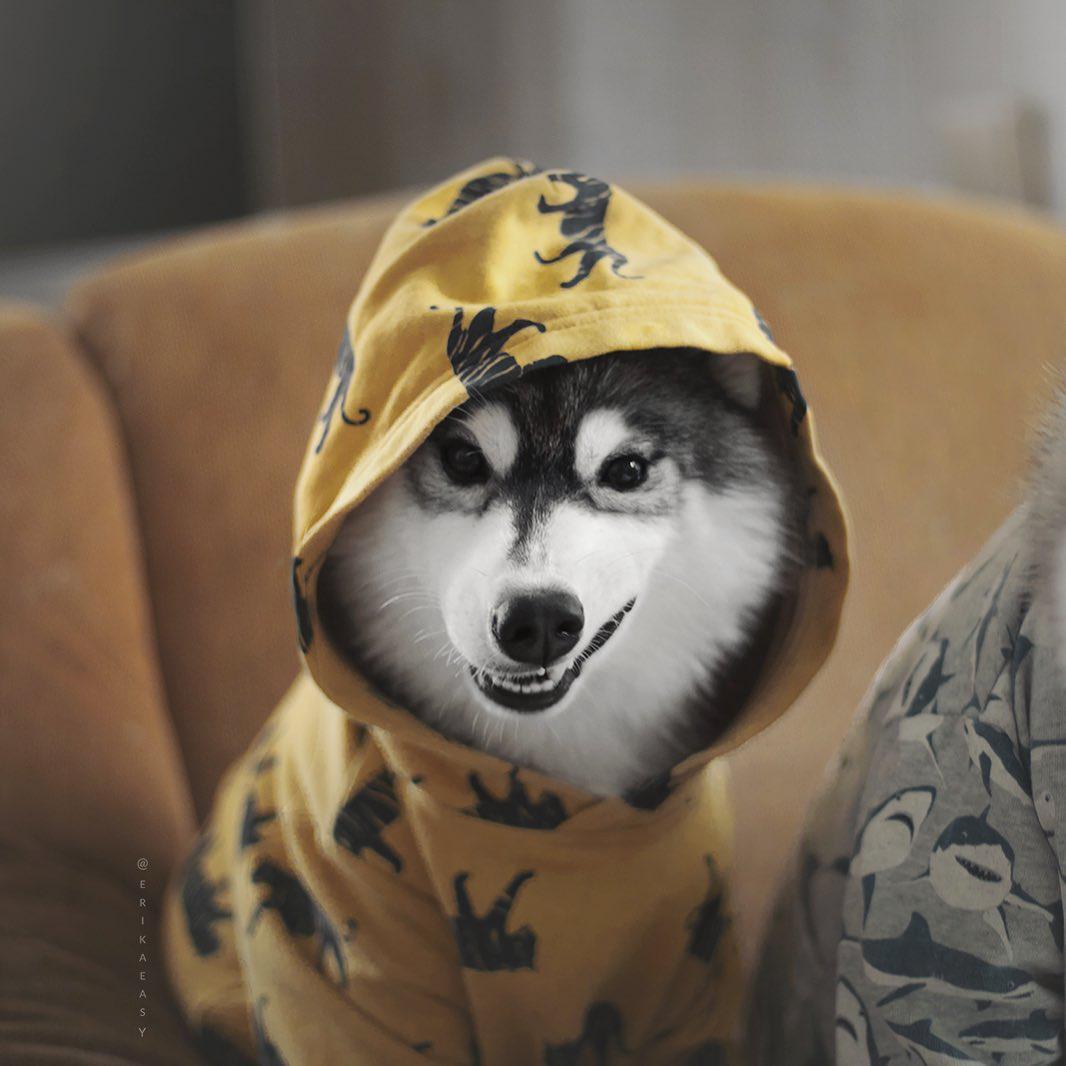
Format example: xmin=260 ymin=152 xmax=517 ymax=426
xmin=163 ymin=158 xmax=849 ymax=1064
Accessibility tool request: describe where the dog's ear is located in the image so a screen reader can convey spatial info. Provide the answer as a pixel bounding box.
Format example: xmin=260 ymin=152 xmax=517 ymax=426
xmin=710 ymin=353 xmax=762 ymax=410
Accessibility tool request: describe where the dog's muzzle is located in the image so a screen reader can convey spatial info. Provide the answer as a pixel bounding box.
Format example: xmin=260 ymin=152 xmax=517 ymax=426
xmin=472 ymin=599 xmax=636 ymax=713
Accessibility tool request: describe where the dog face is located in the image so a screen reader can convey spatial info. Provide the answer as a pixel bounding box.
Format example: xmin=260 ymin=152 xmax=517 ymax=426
xmin=319 ymin=349 xmax=799 ymax=794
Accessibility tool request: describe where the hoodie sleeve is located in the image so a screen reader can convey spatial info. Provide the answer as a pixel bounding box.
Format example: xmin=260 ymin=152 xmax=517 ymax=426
xmin=833 ymin=527 xmax=1066 ymax=1065
xmin=750 ymin=513 xmax=1066 ymax=1064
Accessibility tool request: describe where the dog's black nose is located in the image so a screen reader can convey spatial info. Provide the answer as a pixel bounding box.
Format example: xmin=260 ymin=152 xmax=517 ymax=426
xmin=493 ymin=591 xmax=585 ymax=666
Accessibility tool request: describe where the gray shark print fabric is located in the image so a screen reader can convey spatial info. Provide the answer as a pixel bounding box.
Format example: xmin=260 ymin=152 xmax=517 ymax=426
xmin=749 ymin=507 xmax=1066 ymax=1064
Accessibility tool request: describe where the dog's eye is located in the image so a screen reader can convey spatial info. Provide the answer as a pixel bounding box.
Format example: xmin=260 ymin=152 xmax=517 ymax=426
xmin=440 ymin=439 xmax=489 ymax=485
xmin=599 ymin=454 xmax=649 ymax=491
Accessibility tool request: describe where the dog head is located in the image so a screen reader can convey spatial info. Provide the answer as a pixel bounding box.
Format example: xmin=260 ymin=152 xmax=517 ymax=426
xmin=319 ymin=348 xmax=801 ymax=793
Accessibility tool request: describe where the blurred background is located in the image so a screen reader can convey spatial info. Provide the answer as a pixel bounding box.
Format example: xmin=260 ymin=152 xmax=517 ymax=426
xmin=2 ymin=0 xmax=1065 ymax=304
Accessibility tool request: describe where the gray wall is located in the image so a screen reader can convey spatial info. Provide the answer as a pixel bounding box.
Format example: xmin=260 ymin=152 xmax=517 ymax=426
xmin=243 ymin=0 xmax=1066 ymax=216
xmin=0 ymin=0 xmax=246 ymax=250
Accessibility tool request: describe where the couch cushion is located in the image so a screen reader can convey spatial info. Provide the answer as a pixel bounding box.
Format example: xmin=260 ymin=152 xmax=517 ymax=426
xmin=0 ymin=303 xmax=194 ymax=886
xmin=64 ymin=186 xmax=1066 ymax=960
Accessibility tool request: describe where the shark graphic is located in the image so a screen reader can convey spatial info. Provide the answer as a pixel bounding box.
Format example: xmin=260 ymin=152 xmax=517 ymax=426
xmin=835 ymin=977 xmax=885 ymax=1066
xmin=963 ymin=719 xmax=1031 ymax=805
xmin=959 ymin=1008 xmax=1060 ymax=1060
xmin=885 ymin=1018 xmax=978 ymax=1065
xmin=861 ymin=911 xmax=1036 ymax=1002
xmin=851 ymin=786 xmax=936 ymax=922
xmin=1031 ymin=739 xmax=1066 ymax=844
xmin=921 ymin=810 xmax=1063 ymax=957
xmin=888 ymin=639 xmax=954 ymax=774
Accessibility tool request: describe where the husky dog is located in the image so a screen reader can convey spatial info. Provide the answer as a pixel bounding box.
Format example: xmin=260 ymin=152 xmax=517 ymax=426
xmin=318 ymin=348 xmax=803 ymax=796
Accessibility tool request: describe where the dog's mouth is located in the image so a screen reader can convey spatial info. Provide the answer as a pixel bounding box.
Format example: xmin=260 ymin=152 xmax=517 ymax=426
xmin=471 ymin=599 xmax=636 ymax=713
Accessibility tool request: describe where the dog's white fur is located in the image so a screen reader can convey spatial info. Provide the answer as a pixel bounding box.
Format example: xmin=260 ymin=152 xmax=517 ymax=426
xmin=325 ymin=375 xmax=790 ymax=795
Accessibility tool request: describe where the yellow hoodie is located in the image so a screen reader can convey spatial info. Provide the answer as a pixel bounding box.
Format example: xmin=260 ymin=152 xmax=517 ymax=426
xmin=163 ymin=158 xmax=849 ymax=1065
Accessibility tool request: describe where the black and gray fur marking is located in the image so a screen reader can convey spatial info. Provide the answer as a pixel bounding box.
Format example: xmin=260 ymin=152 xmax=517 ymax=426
xmin=410 ymin=348 xmax=800 ymax=563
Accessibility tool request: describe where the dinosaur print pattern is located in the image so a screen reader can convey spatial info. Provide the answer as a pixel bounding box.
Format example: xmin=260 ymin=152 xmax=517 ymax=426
xmin=291 ymin=556 xmax=314 ymax=653
xmin=238 ymin=792 xmax=275 ymax=851
xmin=686 ymin=856 xmax=729 ymax=964
xmin=450 ymin=870 xmax=537 ymax=971
xmin=315 ymin=332 xmax=370 ymax=455
xmin=750 ymin=510 xmax=1066 ymax=1064
xmin=534 ymin=171 xmax=640 ymax=288
xmin=180 ymin=834 xmax=232 ymax=957
xmin=333 ymin=767 xmax=404 ymax=873
xmin=423 ymin=159 xmax=541 ymax=226
xmin=543 ymin=1002 xmax=627 ymax=1064
xmin=438 ymin=305 xmax=566 ymax=392
xmin=248 ymin=859 xmax=348 ymax=986
xmin=464 ymin=766 xmax=568 ymax=829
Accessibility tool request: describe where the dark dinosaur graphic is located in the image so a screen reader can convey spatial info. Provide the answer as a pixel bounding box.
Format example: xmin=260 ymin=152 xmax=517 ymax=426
xmin=753 ymin=307 xmax=775 ymax=341
xmin=423 ymin=160 xmax=541 ymax=226
xmin=248 ymin=859 xmax=348 ymax=985
xmin=239 ymin=792 xmax=276 ymax=851
xmin=438 ymin=305 xmax=564 ymax=391
xmin=252 ymin=997 xmax=287 ymax=1066
xmin=543 ymin=1002 xmax=627 ymax=1065
xmin=623 ymin=768 xmax=673 ymax=810
xmin=450 ymin=870 xmax=536 ymax=971
xmin=534 ymin=171 xmax=640 ymax=288
xmin=314 ymin=331 xmax=370 ymax=455
xmin=465 ymin=766 xmax=568 ymax=829
xmin=800 ymin=487 xmax=834 ymax=571
xmin=291 ymin=556 xmax=314 ymax=653
xmin=333 ymin=768 xmax=404 ymax=873
xmin=196 ymin=1024 xmax=257 ymax=1065
xmin=180 ymin=833 xmax=232 ymax=957
xmin=686 ymin=855 xmax=729 ymax=963
xmin=774 ymin=366 xmax=807 ymax=436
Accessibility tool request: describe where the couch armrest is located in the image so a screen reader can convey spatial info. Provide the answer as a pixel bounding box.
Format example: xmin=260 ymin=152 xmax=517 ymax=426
xmin=0 ymin=304 xmax=202 ymax=1059
xmin=0 ymin=853 xmax=203 ymax=1064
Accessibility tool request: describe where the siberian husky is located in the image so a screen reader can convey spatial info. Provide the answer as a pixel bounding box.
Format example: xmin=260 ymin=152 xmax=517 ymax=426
xmin=318 ymin=348 xmax=803 ymax=796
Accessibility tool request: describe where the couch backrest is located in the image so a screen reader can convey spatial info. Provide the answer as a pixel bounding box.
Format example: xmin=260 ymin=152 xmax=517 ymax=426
xmin=65 ymin=183 xmax=1066 ymax=953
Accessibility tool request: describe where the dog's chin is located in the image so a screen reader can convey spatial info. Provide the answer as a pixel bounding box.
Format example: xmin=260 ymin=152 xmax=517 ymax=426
xmin=464 ymin=598 xmax=637 ymax=717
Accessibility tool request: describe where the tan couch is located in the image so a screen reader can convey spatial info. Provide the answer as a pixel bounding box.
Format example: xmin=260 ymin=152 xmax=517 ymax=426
xmin=2 ymin=183 xmax=1065 ymax=1062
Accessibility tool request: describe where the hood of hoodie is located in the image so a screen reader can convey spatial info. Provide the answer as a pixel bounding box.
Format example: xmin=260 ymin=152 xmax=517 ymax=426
xmin=292 ymin=158 xmax=849 ymax=810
